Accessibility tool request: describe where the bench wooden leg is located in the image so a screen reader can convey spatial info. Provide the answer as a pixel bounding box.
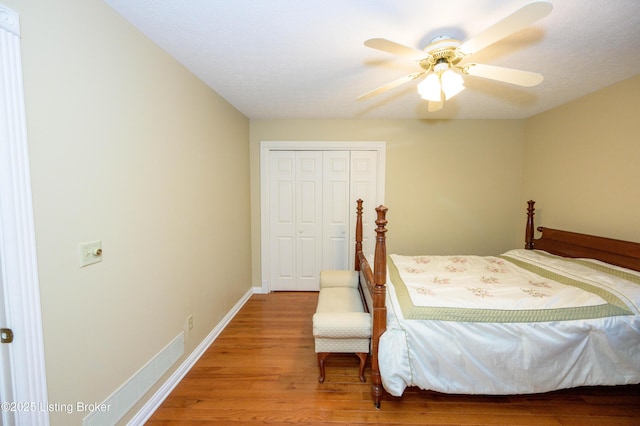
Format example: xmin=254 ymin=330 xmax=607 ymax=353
xmin=317 ymin=352 xmax=330 ymax=383
xmin=356 ymin=352 xmax=367 ymax=383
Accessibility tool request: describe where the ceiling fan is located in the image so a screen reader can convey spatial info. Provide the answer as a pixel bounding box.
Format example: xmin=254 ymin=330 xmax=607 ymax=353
xmin=358 ymin=0 xmax=553 ymax=112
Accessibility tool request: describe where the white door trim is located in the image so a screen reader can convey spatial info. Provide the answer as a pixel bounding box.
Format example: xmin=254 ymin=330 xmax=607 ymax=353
xmin=0 ymin=4 xmax=49 ymax=425
xmin=260 ymin=141 xmax=386 ymax=293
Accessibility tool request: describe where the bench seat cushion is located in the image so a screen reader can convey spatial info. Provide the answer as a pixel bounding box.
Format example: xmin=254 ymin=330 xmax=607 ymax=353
xmin=313 ymin=286 xmax=371 ymax=353
xmin=315 ymin=286 xmax=364 ymax=313
xmin=313 ymin=312 xmax=371 ymax=339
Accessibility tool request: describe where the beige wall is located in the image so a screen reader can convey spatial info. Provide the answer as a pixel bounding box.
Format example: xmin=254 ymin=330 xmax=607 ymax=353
xmin=5 ymin=0 xmax=250 ymax=424
xmin=250 ymin=119 xmax=526 ymax=286
xmin=523 ymin=75 xmax=640 ymax=244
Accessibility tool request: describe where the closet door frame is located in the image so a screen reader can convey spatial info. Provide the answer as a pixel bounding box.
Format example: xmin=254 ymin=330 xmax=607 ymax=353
xmin=260 ymin=141 xmax=386 ymax=293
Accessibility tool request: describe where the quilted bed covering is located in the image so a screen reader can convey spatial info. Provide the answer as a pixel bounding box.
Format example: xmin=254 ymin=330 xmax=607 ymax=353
xmin=378 ymin=249 xmax=640 ymax=396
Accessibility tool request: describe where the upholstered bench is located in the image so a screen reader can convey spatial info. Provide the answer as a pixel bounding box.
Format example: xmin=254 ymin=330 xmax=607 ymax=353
xmin=312 ymin=270 xmax=371 ymax=383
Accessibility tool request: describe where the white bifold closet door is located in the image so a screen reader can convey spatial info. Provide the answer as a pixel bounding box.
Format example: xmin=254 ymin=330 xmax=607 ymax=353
xmin=269 ymin=150 xmax=377 ymax=291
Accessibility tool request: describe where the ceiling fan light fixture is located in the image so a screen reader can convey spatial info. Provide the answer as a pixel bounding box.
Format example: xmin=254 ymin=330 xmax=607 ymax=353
xmin=417 ymin=73 xmax=442 ymax=101
xmin=441 ymin=69 xmax=465 ymax=100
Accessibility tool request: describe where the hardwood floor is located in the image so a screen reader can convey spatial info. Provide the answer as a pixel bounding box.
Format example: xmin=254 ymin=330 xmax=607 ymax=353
xmin=147 ymin=292 xmax=640 ymax=425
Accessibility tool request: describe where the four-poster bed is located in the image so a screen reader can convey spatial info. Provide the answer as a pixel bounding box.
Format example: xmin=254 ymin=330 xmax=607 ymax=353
xmin=354 ymin=199 xmax=640 ymax=408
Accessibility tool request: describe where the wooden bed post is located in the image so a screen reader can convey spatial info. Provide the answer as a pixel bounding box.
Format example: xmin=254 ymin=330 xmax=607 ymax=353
xmin=353 ymin=199 xmax=389 ymax=408
xmin=371 ymin=205 xmax=388 ymax=409
xmin=525 ymin=200 xmax=535 ymax=250
xmin=355 ymin=199 xmax=363 ymax=271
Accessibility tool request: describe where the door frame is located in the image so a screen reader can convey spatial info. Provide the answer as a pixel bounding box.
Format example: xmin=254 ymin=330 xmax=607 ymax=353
xmin=259 ymin=141 xmax=386 ymax=293
xmin=0 ymin=4 xmax=49 ymax=424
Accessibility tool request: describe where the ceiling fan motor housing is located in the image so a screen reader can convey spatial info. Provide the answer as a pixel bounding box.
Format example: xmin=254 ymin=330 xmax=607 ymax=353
xmin=420 ymin=37 xmax=463 ymax=72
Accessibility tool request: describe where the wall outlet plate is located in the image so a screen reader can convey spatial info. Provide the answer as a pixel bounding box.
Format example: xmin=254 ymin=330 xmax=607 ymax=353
xmin=79 ymin=240 xmax=102 ymax=267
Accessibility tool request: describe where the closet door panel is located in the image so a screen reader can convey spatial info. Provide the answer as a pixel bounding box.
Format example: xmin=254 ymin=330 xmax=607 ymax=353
xmin=295 ymin=151 xmax=323 ymax=290
xmin=268 ymin=148 xmax=379 ymax=290
xmin=269 ymin=152 xmax=296 ymax=290
xmin=322 ymin=151 xmax=350 ymax=271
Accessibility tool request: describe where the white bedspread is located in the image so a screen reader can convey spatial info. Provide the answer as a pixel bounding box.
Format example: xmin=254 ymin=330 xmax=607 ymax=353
xmin=378 ymin=249 xmax=640 ymax=396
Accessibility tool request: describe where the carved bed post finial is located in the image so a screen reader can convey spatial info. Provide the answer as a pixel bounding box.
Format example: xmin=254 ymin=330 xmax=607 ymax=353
xmin=525 ymin=200 xmax=535 ymax=249
xmin=355 ymin=199 xmax=363 ymax=271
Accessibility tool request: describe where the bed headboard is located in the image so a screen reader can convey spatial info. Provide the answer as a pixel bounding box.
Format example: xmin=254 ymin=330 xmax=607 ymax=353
xmin=525 ymin=200 xmax=640 ymax=272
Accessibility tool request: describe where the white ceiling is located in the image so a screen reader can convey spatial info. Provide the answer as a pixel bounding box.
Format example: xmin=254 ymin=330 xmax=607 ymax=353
xmin=103 ymin=0 xmax=640 ymax=120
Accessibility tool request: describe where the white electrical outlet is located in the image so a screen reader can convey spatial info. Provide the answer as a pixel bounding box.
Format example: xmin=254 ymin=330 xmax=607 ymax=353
xmin=79 ymin=240 xmax=102 ymax=267
xmin=187 ymin=315 xmax=193 ymax=331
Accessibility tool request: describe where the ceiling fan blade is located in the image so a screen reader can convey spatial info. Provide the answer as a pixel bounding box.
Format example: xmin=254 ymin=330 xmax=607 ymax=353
xmin=357 ymin=71 xmax=425 ymax=101
xmin=463 ymin=63 xmax=543 ymax=87
xmin=458 ymin=1 xmax=553 ymax=56
xmin=364 ymin=38 xmax=427 ymax=59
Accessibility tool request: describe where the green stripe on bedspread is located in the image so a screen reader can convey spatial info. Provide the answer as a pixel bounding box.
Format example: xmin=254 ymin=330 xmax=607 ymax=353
xmin=535 ymin=251 xmax=640 ymax=286
xmin=497 ymin=255 xmax=632 ymax=312
xmin=388 ymin=256 xmax=633 ymax=323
